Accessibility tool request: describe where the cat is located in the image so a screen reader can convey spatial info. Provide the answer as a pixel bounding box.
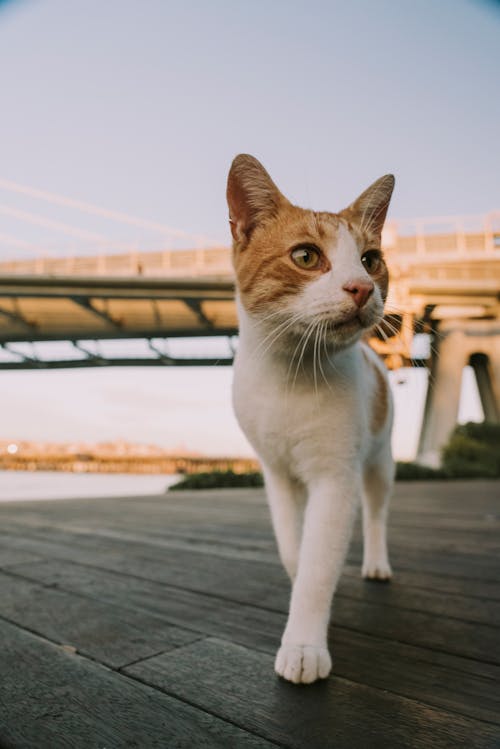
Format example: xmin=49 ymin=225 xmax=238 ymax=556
xmin=227 ymin=154 xmax=395 ymax=684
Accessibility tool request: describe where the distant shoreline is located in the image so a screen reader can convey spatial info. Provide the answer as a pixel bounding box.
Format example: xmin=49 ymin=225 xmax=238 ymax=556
xmin=0 ymin=455 xmax=259 ymax=475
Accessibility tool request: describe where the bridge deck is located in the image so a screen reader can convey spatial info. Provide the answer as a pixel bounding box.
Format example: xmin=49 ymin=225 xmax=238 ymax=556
xmin=0 ymin=480 xmax=499 ymax=748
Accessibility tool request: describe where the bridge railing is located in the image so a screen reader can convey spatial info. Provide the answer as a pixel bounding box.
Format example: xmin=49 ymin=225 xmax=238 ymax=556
xmin=0 ymin=246 xmax=234 ymax=277
xmin=0 ymin=212 xmax=498 ymax=278
xmin=383 ymin=211 xmax=500 ymax=261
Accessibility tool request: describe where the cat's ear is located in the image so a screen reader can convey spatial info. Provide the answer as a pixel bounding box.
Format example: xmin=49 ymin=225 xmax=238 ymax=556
xmin=227 ymin=154 xmax=288 ymax=243
xmin=343 ymin=175 xmax=395 ymax=237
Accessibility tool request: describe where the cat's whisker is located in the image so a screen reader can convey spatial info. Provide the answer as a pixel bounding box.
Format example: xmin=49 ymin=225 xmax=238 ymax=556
xmin=287 ymin=319 xmax=314 ymax=389
xmin=375 ymin=323 xmax=390 ymax=344
xmin=373 ymin=317 xmax=438 ymax=380
xmin=318 ymin=319 xmax=335 ymax=395
xmin=255 ymin=311 xmax=305 ymax=344
xmin=291 ymin=318 xmax=317 ymax=393
xmin=252 ymin=312 xmax=306 ymax=362
xmin=285 ymin=320 xmax=314 ymax=396
xmin=322 ymin=322 xmax=342 ymax=382
xmin=247 ymin=308 xmax=307 ymax=359
xmin=382 ymin=304 xmax=444 ymax=350
xmin=377 ymin=308 xmax=442 ymax=360
xmin=313 ymin=319 xmax=321 ymax=403
xmin=255 ymin=307 xmax=295 ymax=325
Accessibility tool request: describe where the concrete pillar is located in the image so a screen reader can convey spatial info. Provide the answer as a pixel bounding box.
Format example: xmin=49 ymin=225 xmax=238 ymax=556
xmin=485 ymin=333 xmax=500 ymax=422
xmin=417 ymin=326 xmax=468 ymax=467
xmin=470 ymin=353 xmax=500 ymax=423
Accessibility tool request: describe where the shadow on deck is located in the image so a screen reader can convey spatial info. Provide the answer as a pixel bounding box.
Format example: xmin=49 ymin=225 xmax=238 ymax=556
xmin=0 ymin=480 xmax=499 ymax=748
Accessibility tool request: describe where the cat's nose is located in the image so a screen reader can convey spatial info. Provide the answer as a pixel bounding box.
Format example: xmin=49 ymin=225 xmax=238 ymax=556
xmin=342 ymin=279 xmax=374 ymax=308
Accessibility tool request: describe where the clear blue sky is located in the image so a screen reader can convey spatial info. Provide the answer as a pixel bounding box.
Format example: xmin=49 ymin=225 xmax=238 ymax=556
xmin=0 ymin=0 xmax=499 ymax=249
xmin=0 ymin=0 xmax=493 ymax=458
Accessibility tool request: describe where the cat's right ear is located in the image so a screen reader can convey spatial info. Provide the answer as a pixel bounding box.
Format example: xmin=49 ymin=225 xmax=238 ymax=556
xmin=226 ymin=154 xmax=287 ymax=244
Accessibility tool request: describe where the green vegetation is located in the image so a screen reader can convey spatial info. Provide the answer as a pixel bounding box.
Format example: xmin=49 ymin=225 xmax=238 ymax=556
xmin=441 ymin=421 xmax=500 ymax=478
xmin=169 ymin=422 xmax=500 ymax=489
xmin=398 ymin=422 xmax=500 ymax=480
xmin=395 ymin=462 xmax=445 ymax=480
xmin=169 ymin=469 xmax=264 ymax=491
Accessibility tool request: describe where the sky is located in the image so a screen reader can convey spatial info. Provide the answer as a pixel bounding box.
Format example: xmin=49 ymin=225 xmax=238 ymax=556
xmin=0 ymin=0 xmax=496 ymax=459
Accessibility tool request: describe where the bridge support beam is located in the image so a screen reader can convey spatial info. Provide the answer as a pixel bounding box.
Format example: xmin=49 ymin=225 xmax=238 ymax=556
xmin=417 ymin=326 xmax=465 ymax=467
xmin=417 ymin=319 xmax=500 ymax=467
xmin=470 ymin=353 xmax=500 ymax=423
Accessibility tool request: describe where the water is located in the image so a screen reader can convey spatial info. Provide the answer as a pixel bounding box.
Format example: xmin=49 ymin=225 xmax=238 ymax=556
xmin=0 ymin=471 xmax=181 ymax=502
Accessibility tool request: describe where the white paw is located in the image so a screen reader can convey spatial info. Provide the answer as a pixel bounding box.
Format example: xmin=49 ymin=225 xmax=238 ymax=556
xmin=275 ymin=643 xmax=332 ymax=684
xmin=362 ymin=559 xmax=393 ymax=581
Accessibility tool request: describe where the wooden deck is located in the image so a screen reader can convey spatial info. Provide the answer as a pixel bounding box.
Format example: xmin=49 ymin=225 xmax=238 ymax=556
xmin=0 ymin=480 xmax=499 ymax=748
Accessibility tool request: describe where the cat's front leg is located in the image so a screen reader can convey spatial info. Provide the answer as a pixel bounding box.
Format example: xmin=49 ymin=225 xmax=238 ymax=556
xmin=362 ymin=457 xmax=393 ymax=581
xmin=263 ymin=465 xmax=305 ymax=581
xmin=275 ymin=474 xmax=359 ymax=684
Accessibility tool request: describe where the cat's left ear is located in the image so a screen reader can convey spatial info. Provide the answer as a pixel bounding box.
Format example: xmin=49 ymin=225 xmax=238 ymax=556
xmin=343 ymin=175 xmax=395 ymax=237
xmin=227 ymin=154 xmax=288 ymax=244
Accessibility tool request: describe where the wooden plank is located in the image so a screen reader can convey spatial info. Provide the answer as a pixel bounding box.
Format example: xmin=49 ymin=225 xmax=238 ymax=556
xmin=0 ymin=480 xmax=498 ymax=538
xmin=0 ymin=527 xmax=292 ymax=610
xmin=7 ymin=557 xmax=500 ymax=724
xmin=0 ymin=518 xmax=278 ymax=565
xmin=0 ymin=620 xmax=274 ymax=749
xmin=2 ymin=500 xmax=497 ymax=547
xmin=4 ymin=504 xmax=500 ymax=605
xmin=0 ymin=569 xmax=198 ymax=669
xmin=0 ymin=481 xmax=497 ymax=579
xmin=0 ymin=545 xmax=43 ymax=567
xmin=342 ymin=562 xmax=500 ymax=603
xmin=336 ymin=575 xmax=500 ymax=627
xmin=330 ymin=627 xmax=500 ymax=726
xmin=1 ymin=485 xmax=500 ymax=577
xmin=5 ymin=515 xmax=500 ymax=603
xmin=359 ymin=546 xmax=500 ymax=583
xmin=125 ymin=637 xmax=500 ymax=749
xmin=0 ymin=482 xmax=499 ymax=742
xmin=2 ymin=559 xmax=282 ymax=651
xmin=5 ymin=528 xmax=500 ymax=640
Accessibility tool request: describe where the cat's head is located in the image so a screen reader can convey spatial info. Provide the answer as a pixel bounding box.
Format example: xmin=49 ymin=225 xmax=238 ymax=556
xmin=227 ymin=154 xmax=394 ymax=352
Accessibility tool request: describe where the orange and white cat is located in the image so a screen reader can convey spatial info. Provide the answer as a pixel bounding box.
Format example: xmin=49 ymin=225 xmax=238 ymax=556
xmin=227 ymin=154 xmax=395 ymax=684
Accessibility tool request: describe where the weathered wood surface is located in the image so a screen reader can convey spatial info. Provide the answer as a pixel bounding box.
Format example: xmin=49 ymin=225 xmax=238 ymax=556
xmin=0 ymin=480 xmax=499 ymax=748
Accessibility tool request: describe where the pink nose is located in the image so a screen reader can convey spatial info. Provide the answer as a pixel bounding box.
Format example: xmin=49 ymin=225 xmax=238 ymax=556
xmin=343 ymin=279 xmax=374 ymax=308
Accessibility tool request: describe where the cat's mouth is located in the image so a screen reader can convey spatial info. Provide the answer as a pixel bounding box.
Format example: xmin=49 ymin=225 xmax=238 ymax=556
xmin=324 ymin=307 xmax=381 ymax=333
xmin=293 ymin=314 xmax=360 ymax=335
xmin=285 ymin=308 xmax=381 ymax=347
xmin=321 ymin=310 xmax=383 ymax=346
xmin=326 ymin=314 xmax=361 ymax=331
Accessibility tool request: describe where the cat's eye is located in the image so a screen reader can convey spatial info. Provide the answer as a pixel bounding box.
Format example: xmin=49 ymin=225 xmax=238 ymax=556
xmin=290 ymin=245 xmax=321 ymax=270
xmin=361 ymin=250 xmax=382 ymax=273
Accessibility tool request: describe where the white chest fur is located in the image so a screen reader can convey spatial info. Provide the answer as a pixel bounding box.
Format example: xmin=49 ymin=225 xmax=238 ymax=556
xmin=233 ymin=305 xmax=390 ymax=481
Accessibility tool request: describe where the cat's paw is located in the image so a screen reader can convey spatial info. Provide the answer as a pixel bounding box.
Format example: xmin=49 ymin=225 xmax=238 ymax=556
xmin=275 ymin=643 xmax=332 ymax=684
xmin=362 ymin=559 xmax=392 ymax=581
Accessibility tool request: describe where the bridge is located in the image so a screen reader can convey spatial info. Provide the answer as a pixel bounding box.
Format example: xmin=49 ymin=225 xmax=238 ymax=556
xmin=0 ymin=211 xmax=499 ymax=465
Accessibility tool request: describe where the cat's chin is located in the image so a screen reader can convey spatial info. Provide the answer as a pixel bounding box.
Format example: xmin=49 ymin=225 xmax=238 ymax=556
xmin=272 ymin=316 xmax=365 ymax=355
xmin=297 ymin=312 xmax=380 ymax=350
xmin=324 ymin=319 xmax=365 ymax=350
xmin=326 ymin=314 xmax=384 ymax=350
xmin=252 ymin=307 xmax=383 ymax=354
